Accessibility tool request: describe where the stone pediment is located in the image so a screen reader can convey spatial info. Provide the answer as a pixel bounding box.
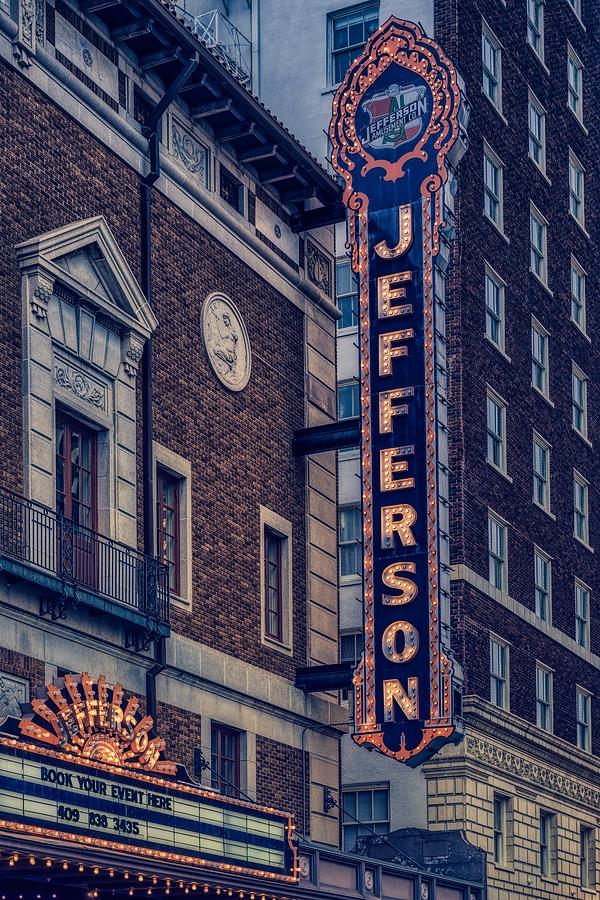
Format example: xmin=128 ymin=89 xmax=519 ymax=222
xmin=15 ymin=216 xmax=157 ymax=338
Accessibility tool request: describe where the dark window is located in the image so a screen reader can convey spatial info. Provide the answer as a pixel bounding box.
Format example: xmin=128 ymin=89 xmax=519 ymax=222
xmin=211 ymin=723 xmax=241 ymax=797
xmin=56 ymin=412 xmax=97 ymax=529
xmin=156 ymin=468 xmax=180 ymax=595
xmin=264 ymin=528 xmax=284 ymax=641
xmin=330 ymin=5 xmax=379 ymax=84
xmin=220 ymin=167 xmax=244 ymax=214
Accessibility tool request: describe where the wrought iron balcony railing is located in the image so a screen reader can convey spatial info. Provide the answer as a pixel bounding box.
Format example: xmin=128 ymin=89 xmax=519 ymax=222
xmin=0 ymin=487 xmax=169 ymax=632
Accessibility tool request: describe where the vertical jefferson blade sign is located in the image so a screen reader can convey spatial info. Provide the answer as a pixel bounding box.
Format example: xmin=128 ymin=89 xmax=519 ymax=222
xmin=330 ymin=18 xmax=462 ymax=766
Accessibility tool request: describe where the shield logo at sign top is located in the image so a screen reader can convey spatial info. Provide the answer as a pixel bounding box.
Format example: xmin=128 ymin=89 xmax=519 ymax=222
xmin=358 ymin=66 xmax=432 ymax=154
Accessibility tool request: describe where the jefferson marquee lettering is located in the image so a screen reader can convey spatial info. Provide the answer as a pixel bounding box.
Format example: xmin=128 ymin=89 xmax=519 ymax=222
xmin=329 ymin=17 xmax=465 ymax=765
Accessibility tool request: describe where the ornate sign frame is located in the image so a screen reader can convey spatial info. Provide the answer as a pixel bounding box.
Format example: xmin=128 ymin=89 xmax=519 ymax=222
xmin=329 ymin=18 xmax=463 ymax=765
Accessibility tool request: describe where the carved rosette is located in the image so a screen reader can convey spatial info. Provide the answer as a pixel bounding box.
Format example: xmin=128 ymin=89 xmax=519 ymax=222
xmin=122 ymin=331 xmax=145 ymax=378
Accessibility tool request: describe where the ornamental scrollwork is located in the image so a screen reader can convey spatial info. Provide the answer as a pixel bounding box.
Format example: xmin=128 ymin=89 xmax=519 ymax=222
xmin=466 ymin=736 xmax=600 ymax=806
xmin=54 ymin=363 xmax=105 ymax=409
xmin=172 ymin=119 xmax=208 ymax=183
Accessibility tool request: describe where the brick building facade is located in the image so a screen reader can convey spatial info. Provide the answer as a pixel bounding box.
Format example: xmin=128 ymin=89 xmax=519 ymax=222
xmin=423 ymin=1 xmax=600 ymax=898
xmin=0 ymin=0 xmax=345 ymax=886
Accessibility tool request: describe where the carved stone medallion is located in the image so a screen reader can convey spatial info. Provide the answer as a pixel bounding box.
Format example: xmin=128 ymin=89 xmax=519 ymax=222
xmin=201 ymin=293 xmax=251 ymax=392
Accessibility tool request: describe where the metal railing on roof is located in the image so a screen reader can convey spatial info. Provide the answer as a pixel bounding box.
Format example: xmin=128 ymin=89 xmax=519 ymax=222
xmin=175 ymin=6 xmax=252 ymax=85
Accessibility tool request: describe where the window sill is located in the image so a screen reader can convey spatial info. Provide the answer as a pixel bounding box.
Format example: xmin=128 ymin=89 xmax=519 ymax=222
xmin=531 ymin=384 xmax=554 ymax=409
xmin=571 ymin=320 xmax=591 ymax=343
xmin=481 ymin=89 xmax=508 ymax=126
xmin=568 ymin=106 xmax=588 ymax=136
xmin=340 ymin=574 xmax=363 ymax=586
xmin=487 ymin=461 xmax=513 ymax=484
xmin=261 ymin=635 xmax=293 ymax=657
xmin=567 ymin=6 xmax=586 ymax=30
xmin=569 ymin=212 xmax=590 ymax=239
xmin=493 ymin=864 xmax=514 ymax=873
xmin=529 ymin=157 xmax=551 ymax=186
xmin=171 ymin=593 xmax=192 ymax=611
xmin=484 ymin=333 xmax=511 ymax=362
xmin=483 ymin=213 xmax=509 ymax=243
xmin=572 ymin=425 xmax=592 ymax=448
xmin=533 ymin=501 xmax=556 ymax=521
xmin=574 ymin=535 xmax=594 ymax=554
xmin=337 ymin=325 xmax=359 ymax=336
xmin=529 ymin=269 xmax=553 ymax=297
xmin=527 ymin=43 xmax=550 ymax=76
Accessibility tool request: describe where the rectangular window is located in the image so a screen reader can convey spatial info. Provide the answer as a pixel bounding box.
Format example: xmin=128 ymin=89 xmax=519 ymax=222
xmin=330 ymin=5 xmax=378 ymax=85
xmin=489 ymin=513 xmax=507 ymax=592
xmin=528 ymin=90 xmax=546 ymax=171
xmin=482 ymin=22 xmax=502 ymax=110
xmin=580 ymin=826 xmax=594 ymax=888
xmin=533 ymin=433 xmax=551 ymax=512
xmin=342 ymin=786 xmax=389 ymax=851
xmin=575 ymin=580 xmax=590 ymax=649
xmin=574 ymin=471 xmax=590 ymax=545
xmin=530 ymin=205 xmax=548 ymax=284
xmin=485 ymin=264 xmax=506 ymax=351
xmin=56 ymin=412 xmax=97 ymax=529
xmin=540 ymin=811 xmax=556 ymax=877
xmin=576 ymin=688 xmax=591 ymax=752
xmin=531 ymin=318 xmax=549 ymax=397
xmin=569 ymin=151 xmax=586 ymax=226
xmin=571 ymin=257 xmax=586 ymax=332
xmin=338 ymin=380 xmax=360 ymax=419
xmin=336 ymin=259 xmax=358 ymax=330
xmin=490 ymin=635 xmax=509 ymax=710
xmin=264 ymin=528 xmax=284 ymax=641
xmin=534 ymin=549 xmax=551 ymax=623
xmin=486 ymin=389 xmax=507 ymax=473
xmin=211 ymin=723 xmax=241 ymax=798
xmin=572 ymin=364 xmax=588 ymax=438
xmin=536 ymin=665 xmax=553 ymax=732
xmin=483 ymin=145 xmax=504 ymax=231
xmin=156 ymin=468 xmax=180 ymax=595
xmin=568 ymin=44 xmax=584 ymax=121
xmin=339 ymin=505 xmax=362 ymax=578
xmin=340 ymin=631 xmax=363 ymax=702
xmin=220 ymin=167 xmax=244 ymax=214
xmin=493 ymin=794 xmax=510 ymax=865
xmin=527 ymin=0 xmax=544 ymax=58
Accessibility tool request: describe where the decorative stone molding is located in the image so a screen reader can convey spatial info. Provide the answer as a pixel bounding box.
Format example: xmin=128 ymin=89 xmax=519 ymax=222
xmin=306 ymin=240 xmax=332 ymax=297
xmin=30 ymin=272 xmax=54 ymax=320
xmin=466 ymin=735 xmax=600 ymax=806
xmin=171 ymin=117 xmax=209 ymax=186
xmin=122 ymin=331 xmax=144 ymax=379
xmin=201 ymin=292 xmax=251 ymax=392
xmin=54 ymin=360 xmax=106 ymax=409
xmin=0 ymin=673 xmax=28 ymax=725
xmin=13 ymin=0 xmax=35 ymax=68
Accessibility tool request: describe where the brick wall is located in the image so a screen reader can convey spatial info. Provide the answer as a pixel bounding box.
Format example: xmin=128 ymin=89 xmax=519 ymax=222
xmin=156 ymin=700 xmax=202 ymax=776
xmin=256 ymin=736 xmax=308 ymax=835
xmin=0 ymin=58 xmax=307 ymax=679
xmin=0 ymin=649 xmax=45 ymax=693
xmin=436 ymin=0 xmax=600 ymax=755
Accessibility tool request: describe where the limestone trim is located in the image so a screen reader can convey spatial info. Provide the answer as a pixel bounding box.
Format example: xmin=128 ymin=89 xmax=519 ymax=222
xmin=460 ymin=697 xmax=600 ymax=799
xmin=17 ymin=217 xmax=156 ymax=546
xmin=153 ymin=442 xmax=193 ymax=611
xmin=452 ymin=563 xmax=600 ymax=669
xmin=259 ymin=506 xmax=294 ymax=656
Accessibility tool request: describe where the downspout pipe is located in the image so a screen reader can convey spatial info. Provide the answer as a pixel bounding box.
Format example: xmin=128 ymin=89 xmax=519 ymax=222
xmin=140 ymin=55 xmax=198 ymax=723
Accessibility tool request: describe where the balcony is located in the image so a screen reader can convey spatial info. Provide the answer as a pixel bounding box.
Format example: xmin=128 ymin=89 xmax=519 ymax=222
xmin=0 ymin=488 xmax=170 ymax=646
